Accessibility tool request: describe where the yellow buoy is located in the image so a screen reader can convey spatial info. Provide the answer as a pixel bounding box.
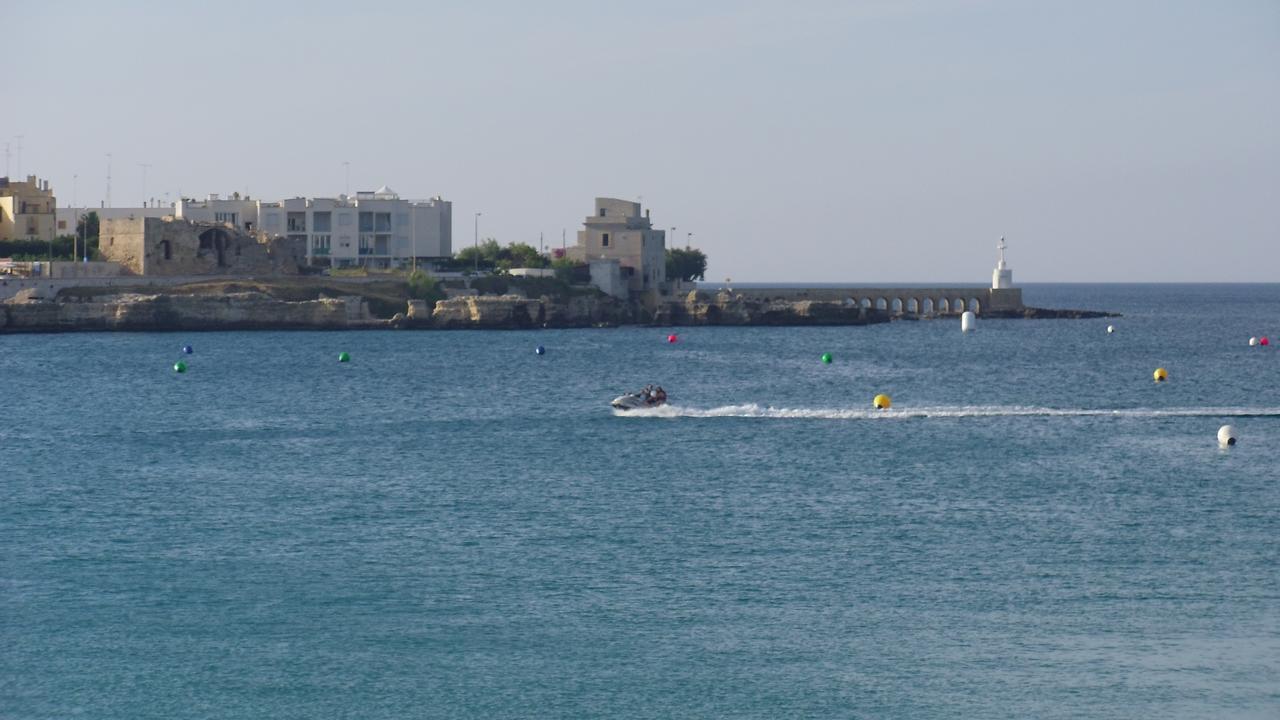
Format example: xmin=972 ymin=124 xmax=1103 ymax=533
xmin=873 ymin=393 xmax=892 ymax=409
xmin=1153 ymin=367 xmax=1168 ymax=382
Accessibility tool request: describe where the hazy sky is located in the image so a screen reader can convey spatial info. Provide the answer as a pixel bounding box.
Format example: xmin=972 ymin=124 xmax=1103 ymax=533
xmin=8 ymin=1 xmax=1278 ymax=282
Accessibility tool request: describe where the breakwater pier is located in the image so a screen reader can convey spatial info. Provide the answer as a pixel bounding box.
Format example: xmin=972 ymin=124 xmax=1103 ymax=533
xmin=718 ymin=286 xmax=1024 ymax=316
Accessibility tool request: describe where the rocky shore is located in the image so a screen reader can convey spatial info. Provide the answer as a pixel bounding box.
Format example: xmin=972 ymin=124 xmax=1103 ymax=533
xmin=0 ymin=282 xmax=1114 ymax=333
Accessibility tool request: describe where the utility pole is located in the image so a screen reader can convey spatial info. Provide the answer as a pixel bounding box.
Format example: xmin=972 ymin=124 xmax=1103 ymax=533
xmin=15 ymin=135 xmax=23 ymax=177
xmin=106 ymin=153 xmax=113 ymax=208
xmin=343 ymin=161 xmax=350 ymax=196
xmin=73 ymin=174 xmax=78 ymax=262
xmin=473 ymin=212 xmax=481 ymax=273
xmin=138 ymin=163 xmax=151 ymax=206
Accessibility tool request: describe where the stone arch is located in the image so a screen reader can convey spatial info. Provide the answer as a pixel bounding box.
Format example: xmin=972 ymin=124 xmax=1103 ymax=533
xmin=907 ymin=297 xmax=919 ymax=314
xmin=968 ymin=297 xmax=982 ymax=314
xmin=198 ymin=227 xmax=231 ymax=267
xmin=875 ymin=297 xmax=888 ymax=311
xmin=938 ymin=297 xmax=950 ymax=314
xmin=859 ymin=297 xmax=872 ymax=310
xmin=952 ymin=297 xmax=965 ymax=314
xmin=920 ymin=297 xmax=934 ymax=315
xmin=891 ymin=297 xmax=903 ymax=313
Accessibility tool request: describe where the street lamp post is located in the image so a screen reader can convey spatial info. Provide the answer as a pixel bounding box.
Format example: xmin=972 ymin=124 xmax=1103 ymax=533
xmin=473 ymin=212 xmax=482 ymax=273
xmin=686 ymin=232 xmax=692 ymax=249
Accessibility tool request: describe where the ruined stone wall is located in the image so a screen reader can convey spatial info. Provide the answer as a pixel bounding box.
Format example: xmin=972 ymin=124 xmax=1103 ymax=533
xmin=99 ymin=217 xmax=150 ymax=274
xmin=100 ymin=217 xmax=304 ymax=276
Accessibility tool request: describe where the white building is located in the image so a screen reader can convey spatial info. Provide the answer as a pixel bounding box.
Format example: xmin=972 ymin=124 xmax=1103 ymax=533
xmin=176 ymin=187 xmax=452 ymax=269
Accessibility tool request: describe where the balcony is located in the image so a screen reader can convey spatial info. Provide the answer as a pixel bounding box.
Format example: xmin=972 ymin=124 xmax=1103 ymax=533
xmin=312 ymin=247 xmax=330 ymax=256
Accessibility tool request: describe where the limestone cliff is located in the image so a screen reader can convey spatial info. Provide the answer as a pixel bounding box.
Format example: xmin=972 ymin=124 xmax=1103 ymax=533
xmin=427 ymin=294 xmax=634 ymax=329
xmin=1 ymin=292 xmax=373 ymax=332
xmin=654 ymin=290 xmax=891 ymax=326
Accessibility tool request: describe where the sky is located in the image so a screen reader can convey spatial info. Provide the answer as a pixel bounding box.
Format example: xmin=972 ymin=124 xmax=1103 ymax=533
xmin=7 ymin=0 xmax=1278 ymax=282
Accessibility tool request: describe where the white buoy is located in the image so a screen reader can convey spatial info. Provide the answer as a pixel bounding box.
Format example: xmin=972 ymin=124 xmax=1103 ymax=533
xmin=961 ymin=311 xmax=975 ymax=333
xmin=1217 ymin=425 xmax=1238 ymax=448
xmin=1107 ymin=325 xmax=1115 ymax=334
xmin=1249 ymin=337 xmax=1258 ymax=346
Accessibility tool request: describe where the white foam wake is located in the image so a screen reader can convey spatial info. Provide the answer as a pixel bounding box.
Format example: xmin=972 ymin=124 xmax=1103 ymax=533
xmin=614 ymin=403 xmax=1280 ymax=420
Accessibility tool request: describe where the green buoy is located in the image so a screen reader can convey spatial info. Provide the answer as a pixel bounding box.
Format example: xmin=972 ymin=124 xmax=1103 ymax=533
xmin=173 ymin=361 xmax=188 ymax=373
xmin=821 ymin=352 xmax=833 ymax=364
xmin=338 ymin=352 xmax=351 ymax=363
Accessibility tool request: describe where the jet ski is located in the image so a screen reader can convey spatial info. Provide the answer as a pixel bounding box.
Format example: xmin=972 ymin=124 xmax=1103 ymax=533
xmin=611 ymin=386 xmax=668 ymax=411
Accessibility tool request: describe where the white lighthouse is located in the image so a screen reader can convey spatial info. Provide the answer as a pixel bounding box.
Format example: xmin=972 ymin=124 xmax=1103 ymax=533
xmin=992 ymin=236 xmax=1013 ymax=289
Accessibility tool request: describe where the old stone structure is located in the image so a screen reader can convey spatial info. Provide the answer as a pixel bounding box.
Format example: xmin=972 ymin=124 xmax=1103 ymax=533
xmin=99 ymin=216 xmax=305 ymax=276
xmin=567 ymin=198 xmax=666 ymax=293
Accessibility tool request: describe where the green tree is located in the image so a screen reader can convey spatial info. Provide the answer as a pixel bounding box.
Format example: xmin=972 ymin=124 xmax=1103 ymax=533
xmin=551 ymin=256 xmax=579 ymax=283
xmin=77 ymin=211 xmax=100 ymax=241
xmin=665 ymin=247 xmax=708 ymax=282
xmin=503 ymin=242 xmax=547 ymax=269
xmin=455 ymin=238 xmax=501 ymax=270
xmin=407 ymin=269 xmax=444 ymax=304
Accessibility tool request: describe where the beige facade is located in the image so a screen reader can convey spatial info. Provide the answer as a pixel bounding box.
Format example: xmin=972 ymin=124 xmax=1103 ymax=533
xmin=568 ymin=198 xmax=666 ymax=292
xmin=100 ymin=216 xmax=305 ymax=276
xmin=0 ymin=176 xmax=57 ymax=242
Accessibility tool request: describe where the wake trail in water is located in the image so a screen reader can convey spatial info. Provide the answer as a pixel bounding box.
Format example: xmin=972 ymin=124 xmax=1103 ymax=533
xmin=615 ymin=404 xmax=1280 ymax=420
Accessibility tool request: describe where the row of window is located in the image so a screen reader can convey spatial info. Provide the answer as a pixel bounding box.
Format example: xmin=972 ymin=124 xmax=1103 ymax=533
xmin=263 ymin=211 xmax=410 ymax=232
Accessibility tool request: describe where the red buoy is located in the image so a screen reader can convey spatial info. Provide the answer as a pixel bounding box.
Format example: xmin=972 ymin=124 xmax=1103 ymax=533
xmin=667 ymin=334 xmax=678 ymax=343
xmin=1262 ymin=337 xmax=1271 ymax=346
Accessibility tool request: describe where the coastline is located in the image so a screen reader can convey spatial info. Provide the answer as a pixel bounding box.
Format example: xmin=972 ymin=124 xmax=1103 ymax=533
xmin=0 ymin=277 xmax=1116 ymax=334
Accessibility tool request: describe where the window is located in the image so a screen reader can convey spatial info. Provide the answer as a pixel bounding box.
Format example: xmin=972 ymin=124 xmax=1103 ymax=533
xmin=359 ymin=212 xmax=373 ymax=232
xmin=338 ymin=213 xmax=353 ymax=228
xmin=599 ymin=208 xmax=606 ymax=217
xmin=602 ymin=233 xmax=610 ymax=247
xmin=313 ymin=212 xmax=332 ymax=232
xmin=375 ymin=213 xmax=392 ymax=232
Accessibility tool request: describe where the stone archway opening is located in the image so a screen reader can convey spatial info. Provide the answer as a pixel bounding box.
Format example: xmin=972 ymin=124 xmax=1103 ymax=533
xmin=968 ymin=297 xmax=981 ymax=314
xmin=198 ymin=228 xmax=231 ymax=267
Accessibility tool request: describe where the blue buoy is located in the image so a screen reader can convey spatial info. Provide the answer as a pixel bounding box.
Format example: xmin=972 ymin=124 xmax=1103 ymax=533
xmin=182 ymin=345 xmax=193 ymax=354
xmin=535 ymin=345 xmax=546 ymax=355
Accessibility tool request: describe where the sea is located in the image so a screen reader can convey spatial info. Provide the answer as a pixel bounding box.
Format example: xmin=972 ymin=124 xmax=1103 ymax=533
xmin=2 ymin=283 xmax=1278 ymax=719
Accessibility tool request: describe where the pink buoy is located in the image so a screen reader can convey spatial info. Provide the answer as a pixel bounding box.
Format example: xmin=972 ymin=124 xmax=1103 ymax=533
xmin=1261 ymin=337 xmax=1270 ymax=346
xmin=667 ymin=334 xmax=678 ymax=343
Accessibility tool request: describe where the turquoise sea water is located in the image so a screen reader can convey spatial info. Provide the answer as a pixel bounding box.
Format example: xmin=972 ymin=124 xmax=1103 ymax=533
xmin=3 ymin=283 xmax=1279 ymax=719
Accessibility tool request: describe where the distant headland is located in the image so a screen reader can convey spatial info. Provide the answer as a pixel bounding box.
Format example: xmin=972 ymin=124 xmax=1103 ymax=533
xmin=1 ymin=181 xmax=1114 ymax=332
